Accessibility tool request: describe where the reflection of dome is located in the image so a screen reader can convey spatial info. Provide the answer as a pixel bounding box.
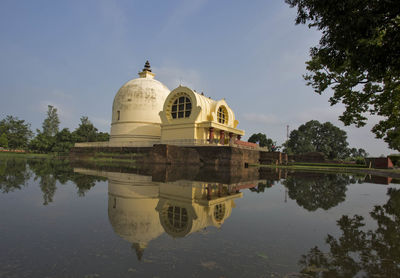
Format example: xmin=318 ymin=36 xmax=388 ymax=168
xmin=108 ymin=181 xmax=164 ymax=261
xmin=110 ymin=61 xmax=170 ymax=142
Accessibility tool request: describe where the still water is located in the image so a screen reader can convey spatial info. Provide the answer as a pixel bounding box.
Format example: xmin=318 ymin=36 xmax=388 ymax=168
xmin=1 ymin=157 xmax=399 ymax=278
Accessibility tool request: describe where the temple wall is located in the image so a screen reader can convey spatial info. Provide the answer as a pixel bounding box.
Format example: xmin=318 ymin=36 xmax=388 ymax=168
xmin=70 ymin=144 xmax=260 ymax=167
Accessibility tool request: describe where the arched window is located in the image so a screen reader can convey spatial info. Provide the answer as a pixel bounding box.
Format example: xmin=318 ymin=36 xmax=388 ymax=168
xmin=166 ymin=206 xmax=188 ymax=233
xmin=171 ymin=96 xmax=191 ymax=119
xmin=117 ymin=110 xmax=120 ymax=121
xmin=213 ymin=203 xmax=226 ymax=221
xmin=217 ymin=106 xmax=228 ymax=124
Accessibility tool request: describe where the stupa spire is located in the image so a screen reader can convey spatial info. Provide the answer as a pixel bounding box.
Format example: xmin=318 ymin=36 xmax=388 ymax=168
xmin=138 ymin=60 xmax=155 ymax=79
xmin=143 ymin=60 xmax=152 ymax=72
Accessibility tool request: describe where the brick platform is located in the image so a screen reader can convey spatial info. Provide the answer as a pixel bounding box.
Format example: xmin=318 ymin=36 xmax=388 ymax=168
xmin=70 ymin=144 xmax=260 ymax=167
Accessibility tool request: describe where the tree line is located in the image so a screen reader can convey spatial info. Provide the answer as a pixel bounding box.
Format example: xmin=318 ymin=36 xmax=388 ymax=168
xmin=0 ymin=105 xmax=109 ymax=153
xmin=248 ymin=120 xmax=369 ymax=161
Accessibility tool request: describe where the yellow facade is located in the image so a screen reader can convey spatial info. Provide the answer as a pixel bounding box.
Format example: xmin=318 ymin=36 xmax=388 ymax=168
xmin=159 ymin=86 xmax=244 ymax=144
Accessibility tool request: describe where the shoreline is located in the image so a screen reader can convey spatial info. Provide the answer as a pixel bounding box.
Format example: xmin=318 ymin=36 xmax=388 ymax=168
xmin=259 ymin=164 xmax=400 ymax=179
xmin=1 ymin=152 xmax=399 ymax=179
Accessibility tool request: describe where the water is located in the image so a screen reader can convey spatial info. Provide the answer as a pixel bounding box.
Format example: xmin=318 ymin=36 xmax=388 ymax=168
xmin=1 ymin=157 xmax=399 ymax=277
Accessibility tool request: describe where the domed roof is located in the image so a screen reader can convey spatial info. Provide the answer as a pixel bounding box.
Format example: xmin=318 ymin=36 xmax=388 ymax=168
xmin=110 ymin=61 xmax=170 ymax=143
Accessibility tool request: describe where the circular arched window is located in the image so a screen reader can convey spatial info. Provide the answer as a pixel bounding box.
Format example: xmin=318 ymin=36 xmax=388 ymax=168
xmin=171 ymin=96 xmax=191 ymax=119
xmin=217 ymin=106 xmax=228 ymax=124
xmin=165 ymin=206 xmax=188 ymax=233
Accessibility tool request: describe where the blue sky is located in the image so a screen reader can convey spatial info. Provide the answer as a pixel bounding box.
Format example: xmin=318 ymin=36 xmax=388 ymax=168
xmin=0 ymin=0 xmax=393 ymax=155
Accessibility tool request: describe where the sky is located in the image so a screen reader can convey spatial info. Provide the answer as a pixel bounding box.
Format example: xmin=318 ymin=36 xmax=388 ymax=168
xmin=0 ymin=0 xmax=394 ymax=156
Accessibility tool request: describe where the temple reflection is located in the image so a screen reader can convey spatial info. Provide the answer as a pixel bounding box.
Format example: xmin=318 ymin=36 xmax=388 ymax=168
xmin=72 ymin=163 xmax=399 ymax=262
xmin=156 ymin=180 xmax=242 ymax=238
xmin=74 ymin=165 xmax=263 ymax=261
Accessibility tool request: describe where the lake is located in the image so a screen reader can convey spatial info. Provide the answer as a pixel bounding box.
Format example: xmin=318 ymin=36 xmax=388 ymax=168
xmin=1 ymin=157 xmax=399 ymax=278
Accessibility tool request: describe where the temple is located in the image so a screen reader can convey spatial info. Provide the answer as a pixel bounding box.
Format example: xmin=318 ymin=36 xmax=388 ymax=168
xmin=72 ymin=61 xmax=267 ymax=166
xmin=77 ymin=61 xmax=249 ymax=148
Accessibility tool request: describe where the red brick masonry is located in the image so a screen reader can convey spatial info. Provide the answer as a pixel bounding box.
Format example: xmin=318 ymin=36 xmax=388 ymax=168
xmin=234 ymin=140 xmax=259 ymax=149
xmin=365 ymin=157 xmax=394 ymax=169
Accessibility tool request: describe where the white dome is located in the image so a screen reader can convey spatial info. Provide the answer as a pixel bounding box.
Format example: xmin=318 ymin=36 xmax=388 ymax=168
xmin=110 ymin=63 xmax=170 ymax=142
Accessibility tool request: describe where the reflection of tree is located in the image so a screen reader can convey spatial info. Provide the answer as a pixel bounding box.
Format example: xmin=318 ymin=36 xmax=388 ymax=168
xmin=0 ymin=158 xmax=31 ymax=193
xmin=72 ymin=174 xmax=102 ymax=197
xmin=283 ymin=174 xmax=352 ymax=211
xmin=249 ymin=181 xmax=275 ymax=193
xmin=28 ymin=159 xmax=106 ymax=205
xmin=39 ymin=174 xmax=57 ymax=205
xmin=300 ymin=188 xmax=400 ymax=277
xmin=29 ymin=159 xmax=61 ymax=205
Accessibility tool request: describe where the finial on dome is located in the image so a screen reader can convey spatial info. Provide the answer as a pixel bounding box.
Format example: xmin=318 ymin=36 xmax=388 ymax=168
xmin=143 ymin=60 xmax=152 ymax=72
xmin=132 ymin=243 xmax=146 ymax=261
xmin=138 ymin=60 xmax=155 ymax=79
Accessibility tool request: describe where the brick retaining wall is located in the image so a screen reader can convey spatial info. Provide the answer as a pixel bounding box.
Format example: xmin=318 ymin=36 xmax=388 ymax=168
xmin=70 ymin=144 xmax=260 ymax=167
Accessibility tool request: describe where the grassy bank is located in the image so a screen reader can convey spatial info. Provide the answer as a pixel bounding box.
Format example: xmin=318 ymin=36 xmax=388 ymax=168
xmin=0 ymin=151 xmax=55 ymax=159
xmin=259 ymin=163 xmax=400 ymax=178
xmin=87 ymin=156 xmax=136 ymax=164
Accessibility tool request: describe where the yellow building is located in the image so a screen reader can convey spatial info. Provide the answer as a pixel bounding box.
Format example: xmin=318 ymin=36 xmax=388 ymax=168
xmin=75 ymin=61 xmax=250 ymax=149
xmin=108 ymin=61 xmax=244 ymax=146
xmin=159 ymin=86 xmax=244 ymax=145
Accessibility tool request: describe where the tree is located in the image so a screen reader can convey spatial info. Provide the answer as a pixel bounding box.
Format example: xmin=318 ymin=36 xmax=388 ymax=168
xmin=73 ymin=116 xmax=109 ymax=143
xmin=0 ymin=133 xmax=8 ymax=148
xmin=42 ymin=105 xmax=60 ymax=137
xmin=286 ymin=0 xmax=400 ymax=151
xmin=29 ymin=131 xmax=56 ymax=153
xmin=73 ymin=116 xmax=98 ymax=142
xmin=284 ymin=120 xmax=349 ymax=159
xmin=52 ymin=128 xmax=77 ymax=153
xmin=29 ymin=105 xmax=61 ymax=153
xmin=248 ymin=133 xmax=278 ymax=150
xmin=0 ymin=115 xmax=33 ymax=149
xmin=96 ymin=131 xmax=110 ymax=142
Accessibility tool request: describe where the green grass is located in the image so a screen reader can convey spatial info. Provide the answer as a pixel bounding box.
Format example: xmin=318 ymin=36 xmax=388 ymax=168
xmin=88 ymin=156 xmax=136 ymax=164
xmin=0 ymin=151 xmax=54 ymax=159
xmin=259 ymin=163 xmax=400 ymax=177
xmin=93 ymin=152 xmax=140 ymax=158
xmin=292 ymin=162 xmax=367 ymax=168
